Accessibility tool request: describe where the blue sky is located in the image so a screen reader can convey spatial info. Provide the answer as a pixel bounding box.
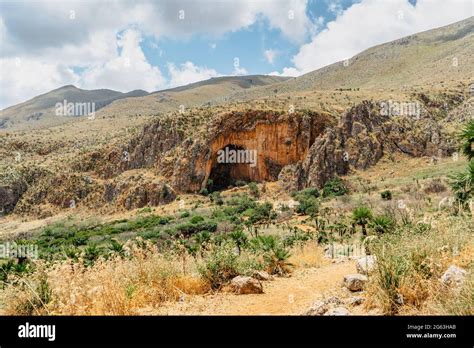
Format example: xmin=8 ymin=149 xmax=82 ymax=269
xmin=0 ymin=0 xmax=471 ymax=108
xmin=141 ymin=0 xmax=357 ymax=78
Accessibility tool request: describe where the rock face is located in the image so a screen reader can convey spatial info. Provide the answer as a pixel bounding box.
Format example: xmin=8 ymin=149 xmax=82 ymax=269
xmin=169 ymin=110 xmax=334 ymax=192
xmin=343 ymin=274 xmax=368 ymax=292
xmin=356 ymin=255 xmax=377 ymax=275
xmin=229 ymin=276 xmax=264 ymax=294
xmin=440 ymin=265 xmax=466 ymax=287
xmin=284 ymin=101 xmax=456 ymax=190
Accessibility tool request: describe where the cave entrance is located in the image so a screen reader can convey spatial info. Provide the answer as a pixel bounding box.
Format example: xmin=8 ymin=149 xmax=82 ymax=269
xmin=208 ymin=144 xmax=256 ymax=191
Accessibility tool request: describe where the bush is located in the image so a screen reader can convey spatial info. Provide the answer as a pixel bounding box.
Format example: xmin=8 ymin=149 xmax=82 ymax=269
xmin=263 ymin=246 xmax=293 ymax=276
xmin=295 ymin=197 xmax=319 ymax=215
xmin=246 ymin=202 xmax=276 ymax=225
xmin=352 ymin=207 xmax=373 ymax=235
xmin=322 ymin=177 xmax=348 ymax=197
xmin=247 ymin=182 xmax=260 ymax=198
xmin=370 ymin=215 xmax=395 ymax=234
xmin=198 ymin=242 xmax=240 ymax=289
xmin=380 ymin=190 xmax=392 ymax=200
xmin=190 ymin=215 xmax=205 ymax=224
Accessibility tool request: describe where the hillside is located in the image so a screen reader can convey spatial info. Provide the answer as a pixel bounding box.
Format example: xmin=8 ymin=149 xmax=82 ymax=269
xmin=0 ymin=85 xmax=149 ymax=131
xmin=96 ymin=75 xmax=289 ymax=118
xmin=229 ymin=17 xmax=474 ymax=102
xmin=0 ymin=75 xmax=288 ymax=131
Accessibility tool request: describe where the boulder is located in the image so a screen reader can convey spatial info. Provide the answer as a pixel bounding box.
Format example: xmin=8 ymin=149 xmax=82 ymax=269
xmin=356 ymin=255 xmax=376 ymax=275
xmin=229 ymin=276 xmax=263 ymax=294
xmin=343 ymin=274 xmax=368 ymax=291
xmin=440 ymin=265 xmax=466 ymax=287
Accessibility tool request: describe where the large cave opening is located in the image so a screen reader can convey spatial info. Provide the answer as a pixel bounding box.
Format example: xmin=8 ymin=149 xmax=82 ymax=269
xmin=208 ymin=144 xmax=256 ymax=191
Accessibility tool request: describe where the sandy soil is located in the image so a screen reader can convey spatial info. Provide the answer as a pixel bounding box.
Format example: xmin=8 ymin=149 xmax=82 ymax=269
xmin=148 ymin=260 xmax=367 ymax=315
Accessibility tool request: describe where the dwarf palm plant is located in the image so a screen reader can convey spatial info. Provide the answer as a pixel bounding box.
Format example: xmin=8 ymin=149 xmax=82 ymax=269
xmin=352 ymin=207 xmax=373 ymax=236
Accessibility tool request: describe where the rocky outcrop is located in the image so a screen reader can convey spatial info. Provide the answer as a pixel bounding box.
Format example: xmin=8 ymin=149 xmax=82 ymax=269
xmin=284 ymin=101 xmax=457 ymax=190
xmin=105 ymin=174 xmax=176 ymax=210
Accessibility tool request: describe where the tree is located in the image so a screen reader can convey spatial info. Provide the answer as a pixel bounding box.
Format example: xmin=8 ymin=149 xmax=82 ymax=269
xmin=352 ymin=207 xmax=373 ymax=236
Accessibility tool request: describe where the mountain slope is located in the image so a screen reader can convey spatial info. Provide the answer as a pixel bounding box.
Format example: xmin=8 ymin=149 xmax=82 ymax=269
xmin=96 ymin=75 xmax=289 ymax=119
xmin=0 ymin=85 xmax=148 ymax=130
xmin=230 ymin=17 xmax=474 ymax=101
xmin=0 ymin=75 xmax=288 ymax=131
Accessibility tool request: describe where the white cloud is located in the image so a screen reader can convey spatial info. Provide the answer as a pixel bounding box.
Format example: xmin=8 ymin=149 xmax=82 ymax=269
xmin=0 ymin=58 xmax=78 ymax=109
xmin=264 ymin=49 xmax=278 ymax=64
xmin=269 ymin=67 xmax=301 ymax=77
xmin=167 ymin=61 xmax=220 ymax=88
xmin=232 ymin=66 xmax=249 ymax=76
xmin=79 ymin=29 xmax=165 ymax=92
xmin=290 ymin=0 xmax=473 ymax=74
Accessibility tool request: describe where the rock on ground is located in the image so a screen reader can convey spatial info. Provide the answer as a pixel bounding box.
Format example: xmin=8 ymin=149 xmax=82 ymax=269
xmin=343 ymin=274 xmax=368 ymax=292
xmin=440 ymin=265 xmax=466 ymax=287
xmin=303 ymin=296 xmax=344 ymax=316
xmin=229 ymin=276 xmax=264 ymax=294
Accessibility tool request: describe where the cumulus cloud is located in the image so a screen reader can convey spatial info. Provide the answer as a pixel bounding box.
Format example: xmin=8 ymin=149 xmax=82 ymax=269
xmin=0 ymin=58 xmax=78 ymax=109
xmin=269 ymin=67 xmax=301 ymax=77
xmin=79 ymin=29 xmax=165 ymax=92
xmin=290 ymin=0 xmax=473 ymax=74
xmin=167 ymin=61 xmax=220 ymax=88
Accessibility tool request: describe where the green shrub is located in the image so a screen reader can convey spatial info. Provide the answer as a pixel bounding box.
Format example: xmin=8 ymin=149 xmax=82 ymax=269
xmin=352 ymin=207 xmax=373 ymax=235
xmin=370 ymin=215 xmax=395 ymax=234
xmin=247 ymin=182 xmax=260 ymax=198
xmin=190 ymin=215 xmax=205 ymax=224
xmin=199 ymin=242 xmax=240 ymax=289
xmin=381 ymin=190 xmax=392 ymax=200
xmin=295 ymin=196 xmax=319 ymax=215
xmin=322 ymin=177 xmax=348 ymax=197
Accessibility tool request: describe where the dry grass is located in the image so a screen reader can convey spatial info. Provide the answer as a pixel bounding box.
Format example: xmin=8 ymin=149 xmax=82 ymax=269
xmin=0 ymin=240 xmax=209 ymax=315
xmin=289 ymin=241 xmax=327 ymax=269
xmin=364 ymin=214 xmax=473 ymax=315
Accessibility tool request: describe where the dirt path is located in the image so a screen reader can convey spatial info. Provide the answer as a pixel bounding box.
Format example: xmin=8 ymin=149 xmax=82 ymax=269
xmin=152 ymin=260 xmax=358 ymax=315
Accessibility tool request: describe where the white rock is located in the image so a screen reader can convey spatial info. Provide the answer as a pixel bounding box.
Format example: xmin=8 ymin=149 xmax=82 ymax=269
xmin=440 ymin=265 xmax=466 ymax=287
xmin=356 ymin=255 xmax=376 ymax=275
xmin=343 ymin=274 xmax=368 ymax=292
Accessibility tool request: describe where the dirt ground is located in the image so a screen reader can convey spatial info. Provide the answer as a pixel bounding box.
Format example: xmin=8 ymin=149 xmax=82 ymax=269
xmin=145 ymin=260 xmax=371 ymax=315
